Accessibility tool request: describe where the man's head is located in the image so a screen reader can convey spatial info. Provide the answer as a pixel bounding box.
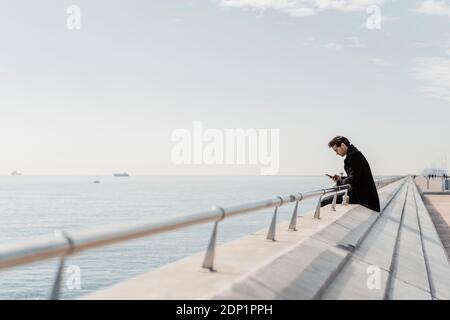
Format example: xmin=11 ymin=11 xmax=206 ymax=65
xmin=328 ymin=136 xmax=350 ymax=157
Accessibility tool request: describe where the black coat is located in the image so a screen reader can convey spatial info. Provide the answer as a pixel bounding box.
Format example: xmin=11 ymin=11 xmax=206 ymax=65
xmin=339 ymin=144 xmax=380 ymax=212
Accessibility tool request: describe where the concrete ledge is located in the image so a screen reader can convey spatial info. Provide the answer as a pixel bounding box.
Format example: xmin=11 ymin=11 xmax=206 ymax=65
xmin=215 ymin=180 xmax=406 ymax=300
xmin=83 ymin=179 xmax=406 ymax=300
xmin=321 ymin=181 xmax=409 ymax=299
xmin=391 ymin=183 xmax=430 ymax=298
xmin=322 ymin=178 xmax=450 ymax=300
xmin=83 ymin=203 xmax=356 ymax=299
xmin=213 ymin=237 xmax=351 ymax=299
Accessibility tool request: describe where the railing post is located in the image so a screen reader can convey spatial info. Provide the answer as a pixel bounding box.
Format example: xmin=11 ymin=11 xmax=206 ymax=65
xmin=50 ymin=258 xmax=66 ymax=300
xmin=342 ymin=189 xmax=349 ymax=205
xmin=288 ymin=194 xmax=302 ymax=231
xmin=202 ymin=206 xmax=225 ymax=272
xmin=267 ymin=196 xmax=283 ymax=241
xmin=49 ymin=230 xmax=74 ymax=300
xmin=314 ymin=190 xmax=325 ymax=219
xmin=331 ymin=191 xmax=337 ymax=211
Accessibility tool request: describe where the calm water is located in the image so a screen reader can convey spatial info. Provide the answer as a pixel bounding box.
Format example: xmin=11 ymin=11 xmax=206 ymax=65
xmin=0 ymin=176 xmax=334 ymax=299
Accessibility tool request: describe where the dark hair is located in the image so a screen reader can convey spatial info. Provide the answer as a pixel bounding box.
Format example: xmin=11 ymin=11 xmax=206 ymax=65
xmin=328 ymin=136 xmax=350 ymax=148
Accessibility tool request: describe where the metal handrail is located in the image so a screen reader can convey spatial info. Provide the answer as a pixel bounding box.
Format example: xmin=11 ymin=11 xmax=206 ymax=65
xmin=0 ymin=184 xmax=350 ymax=272
xmin=0 ymin=176 xmax=403 ymax=299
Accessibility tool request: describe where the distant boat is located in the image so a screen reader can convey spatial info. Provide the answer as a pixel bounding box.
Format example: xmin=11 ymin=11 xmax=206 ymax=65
xmin=93 ymin=180 xmax=101 ymax=184
xmin=113 ymin=173 xmax=130 ymax=177
xmin=11 ymin=171 xmax=22 ymax=176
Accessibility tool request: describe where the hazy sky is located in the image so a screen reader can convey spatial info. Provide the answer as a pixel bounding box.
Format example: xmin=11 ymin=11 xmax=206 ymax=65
xmin=1 ymin=0 xmax=449 ymax=176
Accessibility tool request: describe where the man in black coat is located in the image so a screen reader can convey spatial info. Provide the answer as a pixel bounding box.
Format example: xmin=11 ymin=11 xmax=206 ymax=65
xmin=323 ymin=136 xmax=380 ymax=212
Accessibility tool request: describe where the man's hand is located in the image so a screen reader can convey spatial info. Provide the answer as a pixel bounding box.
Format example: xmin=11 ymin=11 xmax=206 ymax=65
xmin=332 ymin=175 xmax=341 ymax=183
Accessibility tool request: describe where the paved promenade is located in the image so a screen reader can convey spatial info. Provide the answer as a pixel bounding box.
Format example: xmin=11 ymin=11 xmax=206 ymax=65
xmin=84 ymin=177 xmax=450 ymax=300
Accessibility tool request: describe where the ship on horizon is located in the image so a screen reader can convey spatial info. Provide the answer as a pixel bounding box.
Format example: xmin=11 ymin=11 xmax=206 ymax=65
xmin=10 ymin=171 xmax=22 ymax=176
xmin=113 ymin=172 xmax=130 ymax=177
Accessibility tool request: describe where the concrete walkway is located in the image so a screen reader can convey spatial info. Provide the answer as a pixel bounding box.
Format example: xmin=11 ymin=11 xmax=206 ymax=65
xmin=415 ymin=176 xmax=446 ymax=193
xmin=83 ymin=177 xmax=450 ymax=300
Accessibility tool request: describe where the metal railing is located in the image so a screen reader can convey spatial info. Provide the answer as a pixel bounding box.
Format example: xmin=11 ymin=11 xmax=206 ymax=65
xmin=0 ymin=177 xmax=401 ymax=299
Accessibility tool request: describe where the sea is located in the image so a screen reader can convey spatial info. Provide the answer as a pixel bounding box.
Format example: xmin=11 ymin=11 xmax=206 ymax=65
xmin=0 ymin=175 xmax=336 ymax=299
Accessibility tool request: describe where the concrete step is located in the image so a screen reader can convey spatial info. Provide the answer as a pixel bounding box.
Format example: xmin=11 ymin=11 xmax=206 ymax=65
xmin=321 ymin=177 xmax=450 ymax=300
xmin=320 ymin=181 xmax=410 ymax=299
xmin=311 ymin=178 xmax=406 ymax=252
xmin=212 ymin=237 xmax=350 ymax=299
xmin=83 ymin=177 xmax=450 ymax=300
xmin=389 ymin=181 xmax=430 ymax=299
xmin=214 ymin=179 xmax=407 ymax=300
